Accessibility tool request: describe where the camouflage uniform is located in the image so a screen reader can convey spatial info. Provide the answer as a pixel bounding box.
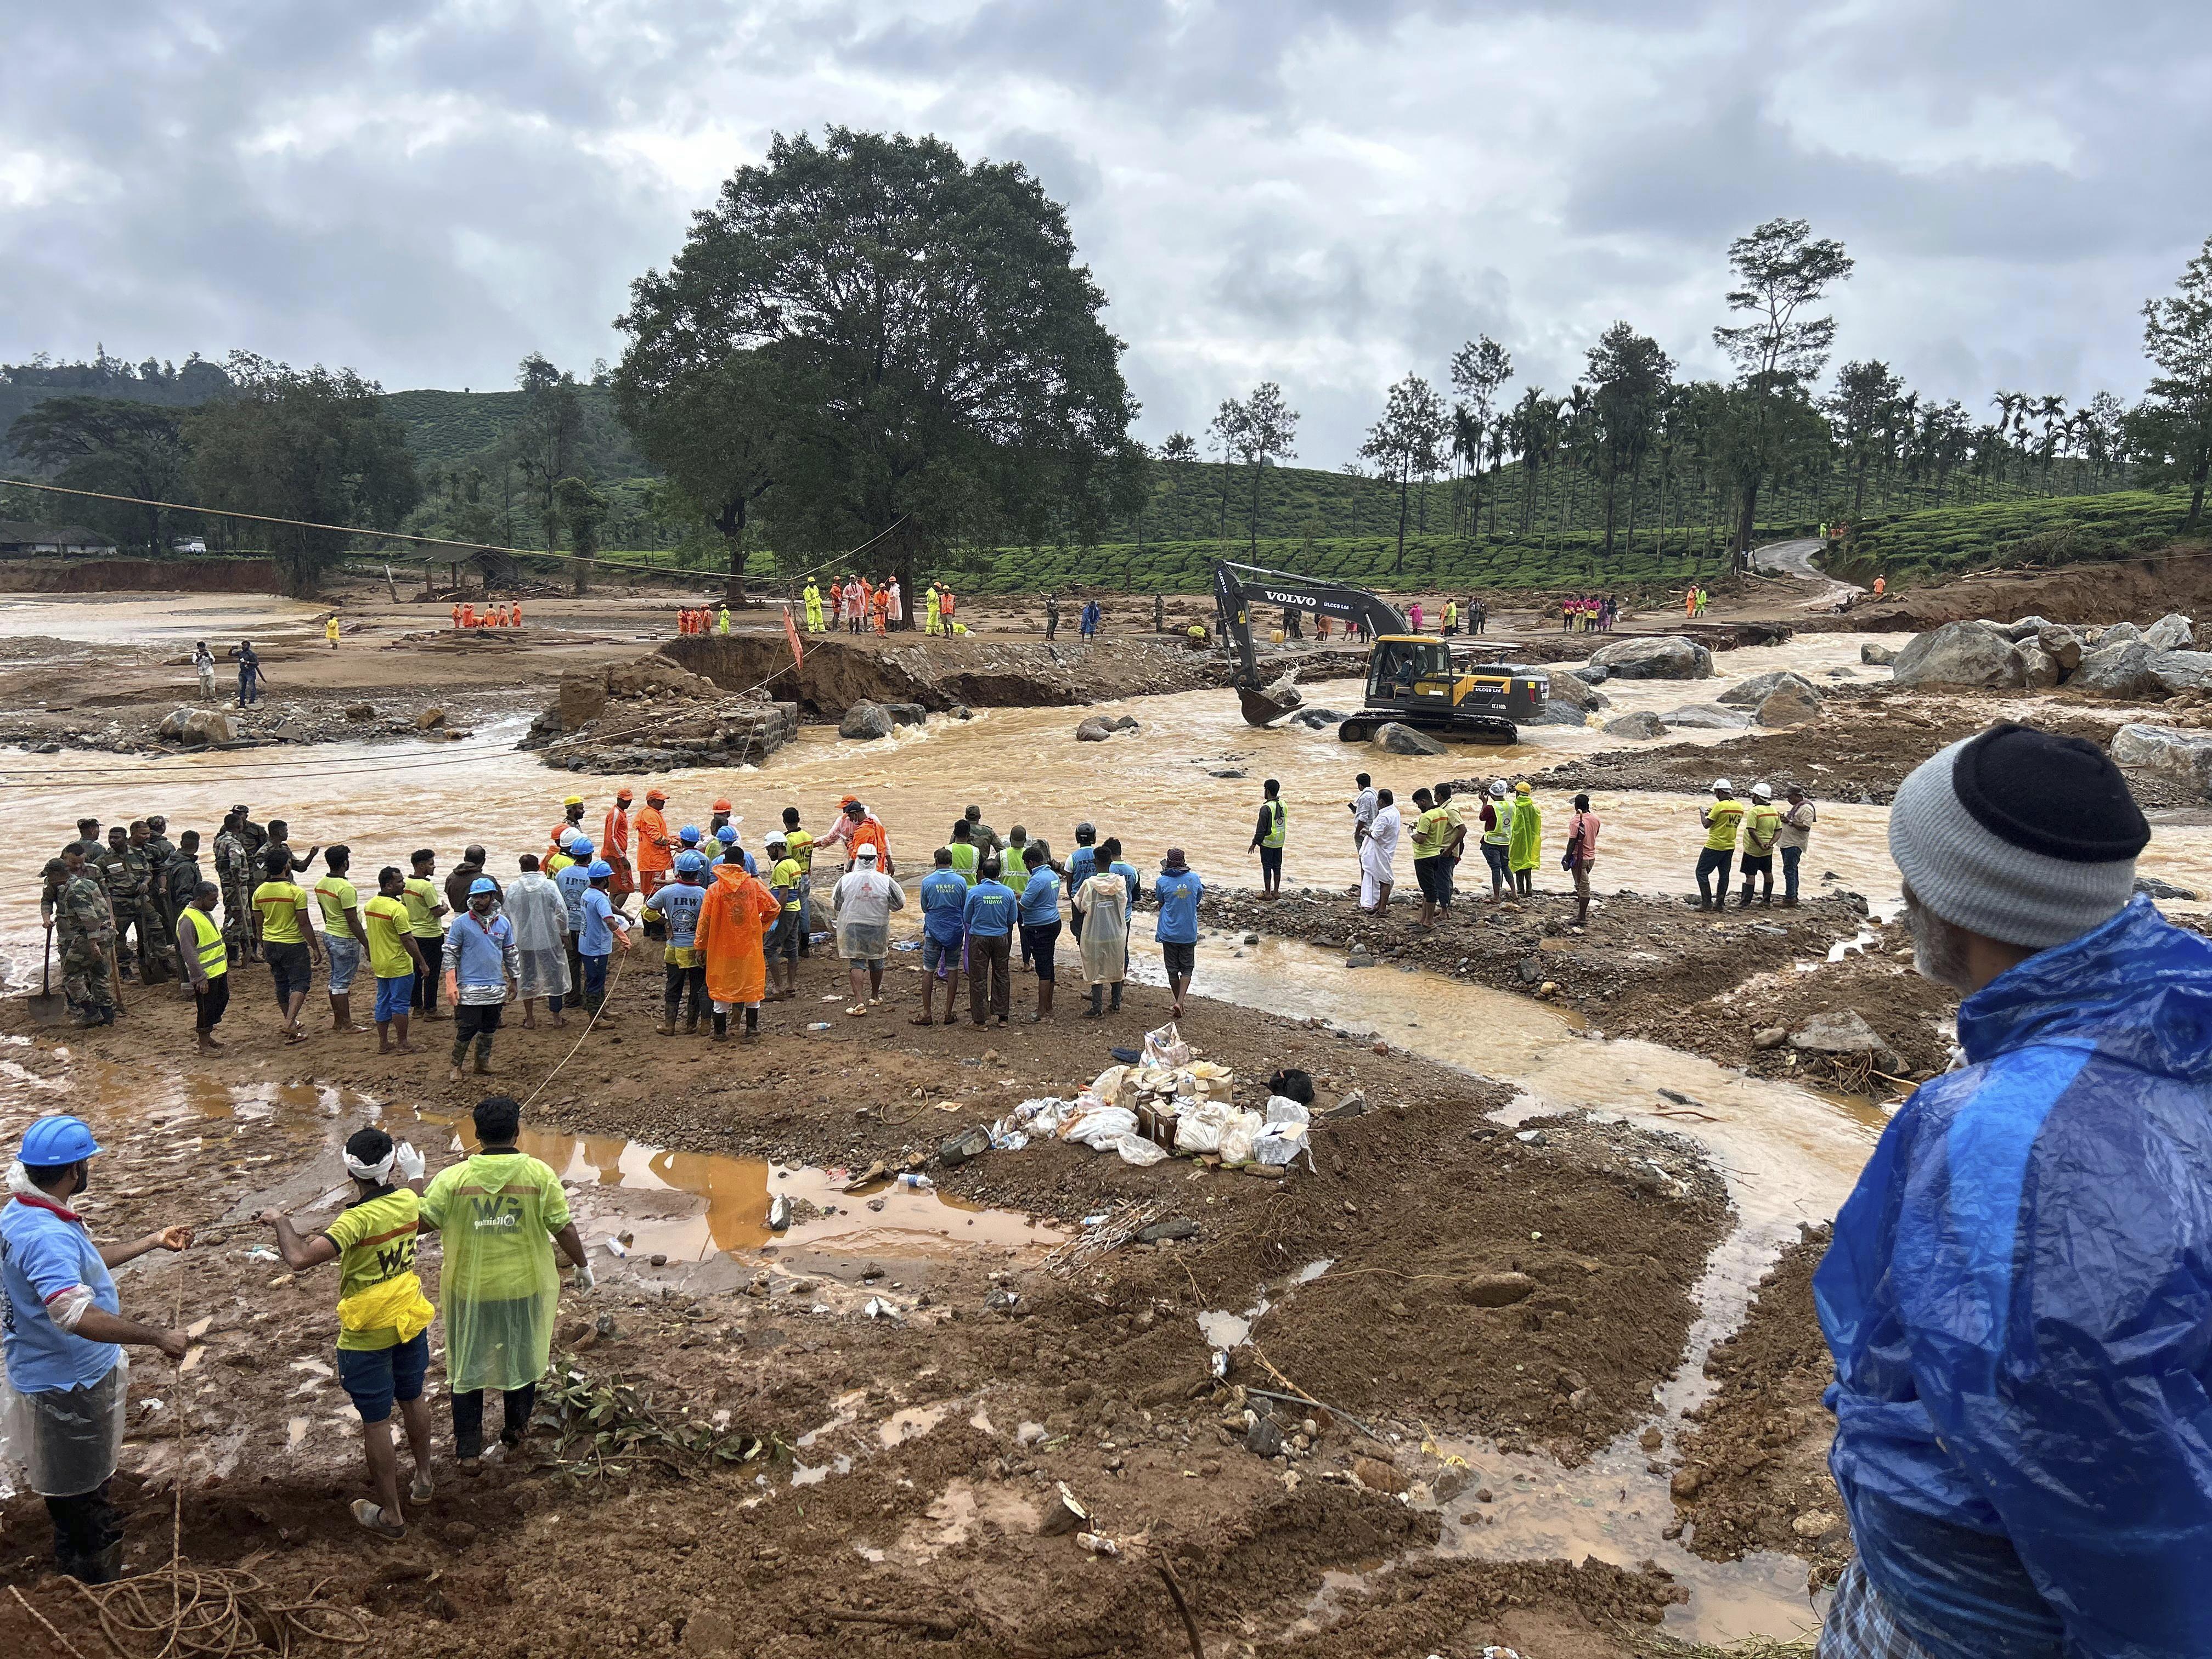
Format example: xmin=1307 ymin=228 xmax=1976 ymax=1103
xmin=54 ymin=872 xmax=117 ymax=1020
xmin=213 ymin=828 xmax=256 ymax=962
xmin=93 ymin=841 xmax=172 ymax=981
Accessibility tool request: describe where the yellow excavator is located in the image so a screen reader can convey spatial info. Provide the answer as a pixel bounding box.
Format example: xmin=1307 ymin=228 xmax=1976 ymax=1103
xmin=1212 ymin=561 xmax=1548 ymax=744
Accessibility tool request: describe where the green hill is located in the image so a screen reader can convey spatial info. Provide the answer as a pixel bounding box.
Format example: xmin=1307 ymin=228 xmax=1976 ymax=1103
xmin=1834 ymin=491 xmax=2206 ymax=585
xmin=378 ymin=385 xmax=653 ymax=481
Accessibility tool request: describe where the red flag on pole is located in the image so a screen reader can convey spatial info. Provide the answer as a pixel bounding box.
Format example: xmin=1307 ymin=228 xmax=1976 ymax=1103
xmin=782 ymin=602 xmax=804 ymax=670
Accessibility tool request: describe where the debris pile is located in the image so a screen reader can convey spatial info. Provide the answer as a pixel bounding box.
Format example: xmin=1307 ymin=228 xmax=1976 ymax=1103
xmin=523 ymin=658 xmax=799 ymax=774
xmin=952 ymin=1024 xmax=1315 ymax=1173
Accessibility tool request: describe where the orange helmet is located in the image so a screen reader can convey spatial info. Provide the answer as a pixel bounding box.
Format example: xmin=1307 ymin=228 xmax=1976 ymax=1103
xmin=712 ymin=799 xmax=732 ymax=813
xmin=839 ymin=794 xmax=860 ymax=810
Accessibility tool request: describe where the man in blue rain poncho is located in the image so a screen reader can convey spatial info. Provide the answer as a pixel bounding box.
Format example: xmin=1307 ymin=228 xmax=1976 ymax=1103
xmin=1817 ymin=722 xmax=2212 ymax=1658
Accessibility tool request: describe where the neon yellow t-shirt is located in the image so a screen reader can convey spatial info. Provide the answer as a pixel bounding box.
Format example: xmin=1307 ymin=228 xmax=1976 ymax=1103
xmin=363 ymin=894 xmax=416 ymax=979
xmin=312 ymin=874 xmax=359 ymax=932
xmin=402 ymin=876 xmax=443 ymax=939
xmin=1705 ymin=800 xmax=1747 ymax=852
xmin=252 ymin=880 xmax=309 ymax=945
xmin=1410 ymin=806 xmax=1454 ymax=860
xmin=771 ymin=856 xmax=805 ymax=912
xmin=323 ymin=1188 xmax=421 ymax=1351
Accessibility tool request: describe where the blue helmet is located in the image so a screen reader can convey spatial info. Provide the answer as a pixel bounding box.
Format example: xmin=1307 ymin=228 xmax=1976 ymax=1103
xmin=716 ymin=825 xmax=738 ymax=844
xmin=588 ymin=859 xmax=614 ymax=879
xmin=469 ymin=877 xmax=499 ymax=896
xmin=570 ymin=839 xmax=594 ymax=860
xmin=674 ymin=850 xmax=706 ymax=874
xmin=679 ymin=826 xmax=701 ymax=845
xmin=20 ymin=1114 xmax=101 ymax=1166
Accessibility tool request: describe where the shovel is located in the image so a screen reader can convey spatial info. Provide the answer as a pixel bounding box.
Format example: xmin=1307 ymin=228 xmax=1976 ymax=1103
xmin=29 ymin=926 xmax=67 ymax=1023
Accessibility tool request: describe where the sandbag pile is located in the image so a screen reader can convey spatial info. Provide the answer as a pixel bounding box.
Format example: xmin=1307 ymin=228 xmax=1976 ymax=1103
xmin=982 ymin=1024 xmax=1314 ymax=1172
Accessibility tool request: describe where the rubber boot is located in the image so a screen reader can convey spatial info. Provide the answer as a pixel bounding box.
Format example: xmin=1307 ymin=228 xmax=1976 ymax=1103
xmin=1084 ymin=985 xmax=1103 ymax=1019
xmin=657 ymin=1013 xmax=677 ymax=1036
xmin=1735 ymin=884 xmax=1754 ymax=910
xmin=712 ymin=1011 xmax=729 ymax=1042
xmin=1109 ymin=982 xmax=1123 ymax=1013
xmin=1032 ymin=980 xmax=1053 ymax=1022
xmin=682 ymin=1014 xmax=699 ymax=1035
xmin=1574 ymin=898 xmax=1589 ymax=927
xmin=742 ymin=1006 xmax=759 ymax=1041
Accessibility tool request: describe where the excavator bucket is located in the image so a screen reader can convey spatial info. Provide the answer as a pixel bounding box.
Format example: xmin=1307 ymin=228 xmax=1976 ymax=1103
xmin=1238 ymin=674 xmax=1305 ymax=726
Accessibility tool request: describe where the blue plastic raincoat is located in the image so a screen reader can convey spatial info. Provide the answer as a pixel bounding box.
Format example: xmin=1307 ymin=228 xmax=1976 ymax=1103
xmin=1816 ymin=896 xmax=2212 ymax=1657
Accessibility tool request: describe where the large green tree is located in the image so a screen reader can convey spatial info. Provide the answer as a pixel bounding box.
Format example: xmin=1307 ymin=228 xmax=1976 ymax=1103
xmin=614 ymin=128 xmax=1138 ymax=594
xmin=1581 ymin=322 xmax=1673 ymax=556
xmin=2136 ymin=233 xmax=2212 ymax=531
xmin=1713 ymin=217 xmax=1853 ymax=552
xmin=3 ymin=396 xmax=192 ymax=553
xmin=188 ymin=353 xmax=419 ymax=594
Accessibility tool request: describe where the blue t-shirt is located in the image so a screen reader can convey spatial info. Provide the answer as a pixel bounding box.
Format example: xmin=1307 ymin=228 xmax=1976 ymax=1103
xmin=555 ymin=863 xmax=593 ymax=933
xmin=962 ymin=880 xmax=1018 ymax=938
xmin=1019 ymin=868 xmax=1063 ymax=927
xmin=1 ymin=1199 xmax=122 ymax=1393
xmin=651 ymin=881 xmax=706 ymax=949
xmin=919 ymin=868 xmax=968 ymax=945
xmin=579 ymin=888 xmax=624 ymax=956
xmin=1111 ymin=860 xmax=1142 ymax=905
xmin=712 ymin=848 xmax=759 ymax=877
xmin=1065 ymin=847 xmax=1097 ymax=888
xmin=1153 ymin=867 xmax=1204 ymax=944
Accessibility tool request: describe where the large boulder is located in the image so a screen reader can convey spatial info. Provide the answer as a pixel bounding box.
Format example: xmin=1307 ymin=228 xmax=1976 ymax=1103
xmin=1719 ymin=669 xmax=1820 ymax=708
xmin=839 ymin=701 xmax=895 ymax=740
xmin=1372 ymin=722 xmax=1448 ymax=755
xmin=1075 ymin=716 xmax=1116 ymax=742
xmin=2035 ymin=625 xmax=2083 ymax=674
xmin=2149 ymin=651 xmax=2212 ymax=694
xmin=1590 ymin=635 xmax=1714 ymax=680
xmin=1603 ymin=710 xmax=1669 ymax=740
xmin=166 ymin=708 xmax=243 ymax=745
xmin=2146 ymin=613 xmax=2197 ymax=652
xmin=1531 ymin=699 xmax=1594 ymax=727
xmin=1658 ymin=703 xmax=1752 ymax=730
xmin=1569 ymin=663 xmax=1609 ymax=686
xmin=883 ymin=702 xmax=928 ymax=727
xmin=1891 ymin=622 xmax=2026 ymax=689
xmin=2070 ymin=641 xmax=2163 ymax=698
xmin=2095 ymin=622 xmax=2145 ymax=649
xmin=1861 ymin=642 xmax=1898 ymax=666
xmin=1544 ymin=672 xmax=1610 ymax=712
xmin=1289 ymin=707 xmax=1351 ymax=730
xmin=1790 ymin=1009 xmax=1903 ymax=1074
xmin=1756 ymin=681 xmax=1824 ymax=726
xmin=2018 ymin=645 xmax=2062 ymax=690
xmin=2112 ymin=724 xmax=2212 ymax=797
xmin=1993 ymin=614 xmax=2059 ymax=642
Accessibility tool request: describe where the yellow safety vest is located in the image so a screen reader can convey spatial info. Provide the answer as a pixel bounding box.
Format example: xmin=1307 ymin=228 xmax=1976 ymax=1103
xmin=180 ymin=906 xmax=227 ymax=978
xmin=1261 ymin=800 xmax=1286 ymax=849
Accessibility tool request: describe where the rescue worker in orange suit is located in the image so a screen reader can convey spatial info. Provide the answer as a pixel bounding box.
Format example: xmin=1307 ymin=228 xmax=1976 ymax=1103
xmin=450 ymin=603 xmax=462 ymax=630
xmin=823 ymin=797 xmax=893 ymax=876
xmin=602 ymin=789 xmax=637 ymax=902
xmin=709 ymin=800 xmax=734 ymax=841
xmin=546 ymin=795 xmax=587 ymax=866
xmin=693 ymin=849 xmax=782 ymax=1041
xmin=871 ymin=586 xmax=889 ymax=636
xmin=634 ymin=789 xmax=675 ymax=901
xmin=511 ymin=600 xmax=524 ymax=629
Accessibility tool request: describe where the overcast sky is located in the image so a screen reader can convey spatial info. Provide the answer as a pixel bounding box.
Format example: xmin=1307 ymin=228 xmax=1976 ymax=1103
xmin=7 ymin=1 xmax=2208 ymax=465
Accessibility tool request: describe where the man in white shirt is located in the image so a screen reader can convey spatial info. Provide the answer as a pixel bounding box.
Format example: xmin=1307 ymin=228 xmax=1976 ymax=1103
xmin=830 ymin=845 xmax=905 ymax=1014
xmin=1359 ymin=789 xmax=1400 ymax=912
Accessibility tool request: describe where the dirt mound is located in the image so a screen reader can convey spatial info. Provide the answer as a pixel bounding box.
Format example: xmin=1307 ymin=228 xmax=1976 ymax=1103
xmin=1823 ymin=546 xmax=2212 ymax=634
xmin=521 ymin=657 xmax=799 ymax=772
xmin=1673 ymin=1227 xmax=1853 ymax=1591
xmin=665 ymin=630 xmax=1242 ymax=716
xmin=1257 ymin=1556 xmax=1689 ymax=1657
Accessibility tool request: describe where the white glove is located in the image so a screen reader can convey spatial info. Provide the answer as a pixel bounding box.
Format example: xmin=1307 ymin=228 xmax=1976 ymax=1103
xmin=571 ymin=1257 xmax=596 ymax=1291
xmin=393 ymin=1141 xmax=426 ymax=1182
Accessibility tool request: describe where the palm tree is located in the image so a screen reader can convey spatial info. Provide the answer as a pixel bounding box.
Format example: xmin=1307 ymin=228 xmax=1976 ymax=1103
xmin=2034 ymin=394 xmax=2068 ymax=494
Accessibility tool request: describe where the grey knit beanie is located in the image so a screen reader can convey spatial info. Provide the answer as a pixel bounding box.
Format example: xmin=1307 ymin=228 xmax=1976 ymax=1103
xmin=1889 ymin=723 xmax=2148 ymax=948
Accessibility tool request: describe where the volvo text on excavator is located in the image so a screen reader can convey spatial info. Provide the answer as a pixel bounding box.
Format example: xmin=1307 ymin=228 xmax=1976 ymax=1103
xmin=1212 ymin=562 xmax=1548 ymax=744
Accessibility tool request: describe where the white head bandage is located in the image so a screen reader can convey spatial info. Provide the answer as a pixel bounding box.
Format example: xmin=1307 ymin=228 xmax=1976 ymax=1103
xmin=342 ymin=1146 xmax=398 ymax=1183
xmin=6 ymin=1160 xmax=41 ymax=1199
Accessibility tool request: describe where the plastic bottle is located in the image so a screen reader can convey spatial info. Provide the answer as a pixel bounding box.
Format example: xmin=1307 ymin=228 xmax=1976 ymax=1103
xmin=896 ymin=1172 xmax=934 ymax=1190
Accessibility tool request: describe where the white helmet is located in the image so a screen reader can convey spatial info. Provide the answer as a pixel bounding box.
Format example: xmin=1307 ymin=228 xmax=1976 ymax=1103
xmin=1751 ymin=782 xmax=1773 ymax=800
xmin=1488 ymin=780 xmax=1508 ymax=798
xmin=1712 ymin=778 xmax=1733 ymax=793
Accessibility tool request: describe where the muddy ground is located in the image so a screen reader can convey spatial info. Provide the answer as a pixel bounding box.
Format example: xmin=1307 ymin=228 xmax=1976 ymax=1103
xmin=1826 ymin=546 xmax=2212 ymax=634
xmin=1 ymin=936 xmax=1730 ymax=1659
xmin=1672 ymin=1229 xmax=1854 ymax=1593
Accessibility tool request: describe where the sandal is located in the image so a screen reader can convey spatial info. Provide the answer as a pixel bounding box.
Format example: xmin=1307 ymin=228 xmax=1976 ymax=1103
xmin=845 ymin=1006 xmax=868 ymax=1018
xmin=909 ymin=1014 xmax=935 ymax=1026
xmin=410 ymin=1468 xmax=435 ymax=1504
xmin=351 ymin=1499 xmax=407 ymax=1540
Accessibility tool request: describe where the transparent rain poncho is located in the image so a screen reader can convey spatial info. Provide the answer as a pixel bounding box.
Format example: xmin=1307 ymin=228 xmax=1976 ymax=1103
xmin=1074 ymin=873 xmax=1128 ymax=986
xmin=501 ymin=873 xmax=571 ymax=1001
xmin=420 ymin=1152 xmax=571 ymax=1392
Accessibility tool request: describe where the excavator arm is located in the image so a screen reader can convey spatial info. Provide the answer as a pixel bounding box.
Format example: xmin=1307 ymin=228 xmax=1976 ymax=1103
xmin=1213 ymin=562 xmax=1409 ymax=724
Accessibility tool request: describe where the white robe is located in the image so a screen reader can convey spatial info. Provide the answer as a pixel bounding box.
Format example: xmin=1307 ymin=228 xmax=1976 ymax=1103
xmin=1359 ymin=804 xmax=1401 ymax=907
